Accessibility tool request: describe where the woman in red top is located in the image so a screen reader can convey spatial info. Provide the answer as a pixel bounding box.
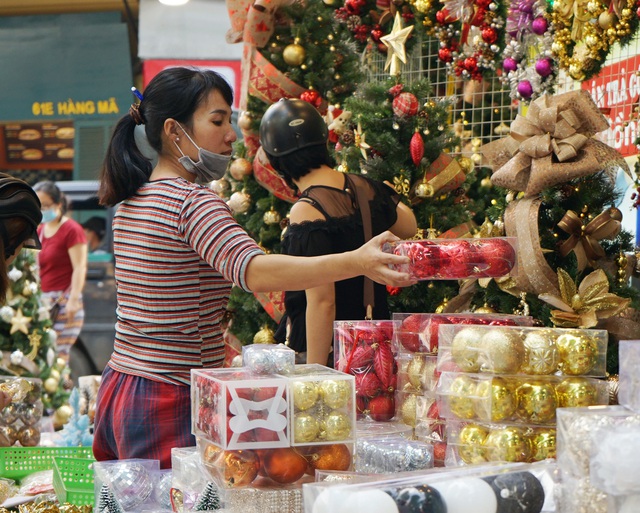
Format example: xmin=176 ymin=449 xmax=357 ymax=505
xmin=35 ymin=181 xmax=88 ymax=363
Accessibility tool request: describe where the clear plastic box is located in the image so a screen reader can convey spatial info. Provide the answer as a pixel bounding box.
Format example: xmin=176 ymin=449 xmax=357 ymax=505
xmin=437 ymin=325 xmax=608 ymax=376
xmin=436 ymin=372 xmax=608 ymax=425
xmin=392 ymin=312 xmax=534 ymax=355
xmin=242 ymin=344 xmax=296 ymax=375
xmin=382 ymin=237 xmax=518 ymax=280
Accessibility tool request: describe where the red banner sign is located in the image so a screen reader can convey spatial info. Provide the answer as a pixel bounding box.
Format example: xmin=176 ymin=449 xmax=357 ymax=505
xmin=142 ymin=59 xmax=242 ymax=109
xmin=581 ymin=55 xmax=640 ymax=157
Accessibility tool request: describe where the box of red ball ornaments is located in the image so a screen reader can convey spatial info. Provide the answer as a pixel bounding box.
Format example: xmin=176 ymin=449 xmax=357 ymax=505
xmin=437 ymin=325 xmax=608 ymax=377
xmin=333 ymin=320 xmax=398 ymax=422
xmin=382 ymin=237 xmax=518 ymax=281
xmin=392 ymin=312 xmax=534 ymax=355
xmin=436 ymin=372 xmax=609 ymax=426
xmin=445 ymin=421 xmax=558 ymax=466
xmin=192 ymin=365 xmax=356 ymax=451
xmin=196 ymin=436 xmax=354 ymax=489
xmin=191 ymin=368 xmax=291 ymax=450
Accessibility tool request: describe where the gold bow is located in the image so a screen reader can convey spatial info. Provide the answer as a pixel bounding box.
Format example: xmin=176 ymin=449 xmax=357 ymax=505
xmin=557 ymin=207 xmax=622 ymax=271
xmin=538 ymin=268 xmax=630 ymax=328
xmin=481 ymin=90 xmax=628 ymax=197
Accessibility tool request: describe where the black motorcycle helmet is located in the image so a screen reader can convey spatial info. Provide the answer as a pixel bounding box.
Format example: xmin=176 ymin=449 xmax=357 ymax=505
xmin=259 ymin=98 xmax=328 ymax=157
xmin=0 ymin=173 xmax=42 ymax=259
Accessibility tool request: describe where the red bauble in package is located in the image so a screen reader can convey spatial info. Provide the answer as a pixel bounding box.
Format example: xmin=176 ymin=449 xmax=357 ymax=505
xmin=306 ymin=444 xmax=352 ymax=472
xmin=477 ymin=238 xmax=516 ymax=276
xmin=401 ymin=241 xmax=443 ymax=279
xmin=433 ymin=441 xmax=447 ymax=467
xmin=368 ymin=394 xmax=396 ymax=421
xmin=428 ymin=316 xmax=451 ymax=353
xmin=355 ymin=394 xmax=368 ymax=418
xmin=373 ymin=342 xmax=395 ymax=389
xmin=355 ymin=372 xmax=382 ymax=398
xmin=345 ymin=345 xmax=375 ymax=371
xmin=438 ymin=240 xmax=480 ymax=278
xmin=398 ymin=314 xmax=424 ymax=352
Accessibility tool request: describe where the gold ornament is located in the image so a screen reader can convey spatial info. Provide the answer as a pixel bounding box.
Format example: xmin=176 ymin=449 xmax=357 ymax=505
xmin=522 ymin=330 xmax=558 ymax=375
xmin=237 ymin=111 xmax=253 ymax=131
xmin=606 ymin=373 xmax=619 ymax=405
xmin=457 ymin=157 xmax=473 ymax=174
xmin=322 ymin=410 xmax=352 ymax=441
xmin=53 ymin=404 xmax=73 ymax=427
xmin=556 ymin=330 xmax=598 ymax=375
xmin=483 ymin=426 xmax=532 ymax=463
xmin=406 ymin=355 xmax=426 ymax=389
xmin=414 ymin=181 xmax=434 ymax=198
xmin=49 ymin=369 xmax=61 ymax=381
xmin=556 ymin=377 xmax=599 ymax=407
xmin=598 ymin=11 xmax=616 ymax=29
xmin=10 ymin=308 xmax=31 ymax=335
xmin=22 ymin=284 xmax=32 ymax=297
xmin=458 ymin=423 xmax=489 ymax=464
xmin=399 ymin=393 xmax=417 ymax=427
xmin=448 ymin=374 xmax=477 ymax=419
xmin=44 ymin=377 xmax=59 ymax=394
xmin=480 ymin=328 xmax=525 ymax=373
xmin=474 ymin=377 xmax=516 ymax=422
xmin=617 ymin=251 xmax=628 ymax=286
xmin=26 ymin=331 xmax=42 ymax=360
xmin=320 ymin=380 xmax=351 ymax=409
xmin=293 ymin=413 xmax=320 ymax=443
xmin=530 ymin=428 xmax=557 ymax=461
xmin=283 ymin=42 xmax=306 ymax=67
xmin=474 ymin=303 xmax=496 ymax=314
xmin=323 ymin=0 xmax=337 ymax=5
xmin=450 ymin=327 xmax=484 ymax=372
xmin=253 ymin=325 xmax=276 ymax=344
xmin=263 ymin=207 xmax=281 ymax=226
xmin=353 ymin=122 xmax=370 ymax=160
xmin=393 ymin=174 xmax=411 ymax=197
xmin=293 ymin=381 xmax=319 ymax=411
xmin=210 ymin=178 xmax=231 ymax=197
xmin=380 ymin=12 xmax=414 ymax=76
xmin=227 ymin=190 xmax=251 ymax=214
xmin=515 ymin=380 xmax=558 ymax=423
xmin=229 ymin=158 xmax=253 ymax=181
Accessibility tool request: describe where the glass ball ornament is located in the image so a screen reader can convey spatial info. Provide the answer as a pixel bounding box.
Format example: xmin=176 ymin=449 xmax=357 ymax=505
xmin=293 ymin=412 xmax=320 ymax=443
xmin=153 ymin=472 xmax=173 ymax=510
xmin=483 ymin=426 xmax=532 ymax=462
xmin=18 ymin=426 xmax=40 ymax=447
xmin=483 ymin=471 xmax=546 ymax=513
xmin=451 ymin=327 xmax=485 ymax=372
xmin=219 ymin=450 xmax=260 ymax=487
xmin=210 ymin=178 xmax=231 ymax=197
xmin=293 ymin=381 xmax=319 ymax=410
xmin=479 ymin=328 xmax=525 ymax=373
xmin=458 ymin=423 xmax=489 ymax=464
xmin=101 ymin=462 xmax=154 ymax=510
xmin=44 ymin=377 xmax=59 ymax=394
xmin=522 ymin=330 xmax=558 ymax=375
xmin=431 ymin=477 xmax=498 ymax=513
xmin=530 ymin=427 xmax=556 ymax=461
xmin=474 ymin=377 xmax=516 ymax=422
xmin=0 ymin=425 xmax=17 ymax=447
xmin=322 ymin=410 xmax=352 ymax=441
xmin=229 ymin=158 xmax=253 ymax=181
xmin=448 ymin=374 xmax=477 ymax=419
xmin=237 ymin=111 xmax=253 ymax=131
xmin=0 ymin=403 xmax=19 ymax=425
xmin=515 ymin=380 xmax=558 ymax=423
xmin=556 ymin=377 xmax=599 ymax=407
xmin=263 ymin=207 xmax=282 ymax=226
xmin=18 ymin=402 xmax=43 ymax=426
xmin=415 ymin=182 xmax=434 ymax=198
xmin=320 ymin=380 xmax=351 ymax=409
xmin=556 ymin=330 xmax=598 ymax=375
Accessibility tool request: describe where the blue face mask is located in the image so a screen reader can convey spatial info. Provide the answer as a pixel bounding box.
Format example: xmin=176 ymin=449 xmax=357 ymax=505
xmin=41 ymin=208 xmax=58 ymax=224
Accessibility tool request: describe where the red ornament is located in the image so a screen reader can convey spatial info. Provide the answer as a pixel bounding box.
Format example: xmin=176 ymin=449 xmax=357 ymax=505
xmin=355 ymin=371 xmax=382 ymax=398
xmin=368 ymin=394 xmax=396 ymax=421
xmin=345 ymin=0 xmax=365 ymax=14
xmin=398 ymin=314 xmax=424 ymax=353
xmin=388 ymin=84 xmax=404 ymax=97
xmin=435 ymin=8 xmax=455 ymax=23
xmin=263 ymin=448 xmax=308 ymax=484
xmin=481 ymin=27 xmax=498 ymax=44
xmin=346 ymin=345 xmax=375 ymax=371
xmin=220 ymin=450 xmax=260 ymax=487
xmin=438 ymin=240 xmax=479 ymax=278
xmin=400 ymin=240 xmax=443 ymax=279
xmin=378 ymin=42 xmax=388 ymax=53
xmin=476 ymin=238 xmax=516 ymax=276
xmin=300 ymin=90 xmax=322 ymax=108
xmin=392 ymin=92 xmax=419 ymax=117
xmin=410 ymin=131 xmax=425 ymax=166
xmin=476 ymin=0 xmax=491 ymax=7
xmin=438 ymin=47 xmax=453 ymax=63
xmin=355 ymin=395 xmax=368 ymax=418
xmin=373 ymin=341 xmax=395 ymax=388
xmin=371 ymin=25 xmax=383 ymax=43
xmin=433 ymin=442 xmax=447 ymax=467
xmin=428 ymin=316 xmax=451 ymax=353
xmin=386 ymin=285 xmax=402 ymax=295
xmin=464 ymin=57 xmax=478 ymax=71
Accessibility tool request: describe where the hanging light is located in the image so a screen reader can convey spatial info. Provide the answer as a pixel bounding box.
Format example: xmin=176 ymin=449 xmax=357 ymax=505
xmin=159 ymin=0 xmax=189 ymax=5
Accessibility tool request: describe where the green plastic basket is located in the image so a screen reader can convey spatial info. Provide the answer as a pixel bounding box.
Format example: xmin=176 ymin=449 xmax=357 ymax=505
xmin=0 ymin=446 xmax=94 ymax=481
xmin=52 ymin=456 xmax=95 ymax=506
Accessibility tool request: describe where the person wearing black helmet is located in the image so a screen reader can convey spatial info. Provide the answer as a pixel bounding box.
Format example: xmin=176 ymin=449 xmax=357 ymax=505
xmin=0 ymin=173 xmax=42 ymax=305
xmin=260 ymin=98 xmax=418 ymax=366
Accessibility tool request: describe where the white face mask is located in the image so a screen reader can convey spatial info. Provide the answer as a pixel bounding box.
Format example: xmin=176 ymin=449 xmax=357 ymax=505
xmin=174 ymin=123 xmax=231 ymax=185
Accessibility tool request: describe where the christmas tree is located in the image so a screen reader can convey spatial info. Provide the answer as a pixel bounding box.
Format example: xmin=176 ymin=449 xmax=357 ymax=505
xmin=194 ymin=482 xmax=222 ymax=511
xmin=54 ymin=387 xmax=93 ymax=446
xmin=222 ymin=0 xmax=367 ymax=344
xmin=0 ymin=250 xmax=71 ymax=412
xmin=97 ymin=484 xmax=125 ymax=513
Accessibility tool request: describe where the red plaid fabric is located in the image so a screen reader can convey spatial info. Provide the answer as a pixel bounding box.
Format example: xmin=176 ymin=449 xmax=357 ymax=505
xmin=93 ymin=366 xmax=195 ymax=469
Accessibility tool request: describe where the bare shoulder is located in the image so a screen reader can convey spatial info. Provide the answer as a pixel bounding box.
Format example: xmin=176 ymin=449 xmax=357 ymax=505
xmin=290 ymin=199 xmax=325 ymax=224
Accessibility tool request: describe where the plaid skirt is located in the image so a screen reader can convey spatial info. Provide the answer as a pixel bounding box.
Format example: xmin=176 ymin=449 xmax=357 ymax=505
xmin=92 ymin=365 xmax=195 ymax=469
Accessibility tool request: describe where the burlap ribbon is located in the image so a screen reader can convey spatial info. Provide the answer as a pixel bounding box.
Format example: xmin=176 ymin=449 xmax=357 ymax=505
xmin=557 ymin=207 xmax=622 ymax=271
xmin=225 ymin=0 xmax=293 ymax=45
xmin=504 ymin=197 xmax=560 ymax=297
xmin=481 ymin=90 xmax=629 ymax=197
xmin=598 ymin=306 xmax=640 ymax=342
xmin=410 ymin=153 xmax=470 ymax=204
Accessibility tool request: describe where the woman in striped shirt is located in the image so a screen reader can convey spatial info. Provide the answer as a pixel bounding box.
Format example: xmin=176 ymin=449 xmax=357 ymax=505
xmin=92 ymin=67 xmax=414 ymax=467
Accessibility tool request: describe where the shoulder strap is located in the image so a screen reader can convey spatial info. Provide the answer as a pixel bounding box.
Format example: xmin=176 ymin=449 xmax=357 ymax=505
xmin=349 ymin=175 xmax=375 ymax=318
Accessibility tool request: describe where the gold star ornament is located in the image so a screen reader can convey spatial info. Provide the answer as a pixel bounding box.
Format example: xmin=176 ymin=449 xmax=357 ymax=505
xmin=10 ymin=308 xmax=31 ymax=335
xmin=380 ymin=12 xmax=414 ymax=76
xmin=354 ymin=122 xmax=371 ymax=160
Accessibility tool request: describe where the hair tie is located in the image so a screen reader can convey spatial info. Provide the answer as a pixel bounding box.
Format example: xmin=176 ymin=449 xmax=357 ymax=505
xmin=129 ymin=104 xmax=144 ymax=125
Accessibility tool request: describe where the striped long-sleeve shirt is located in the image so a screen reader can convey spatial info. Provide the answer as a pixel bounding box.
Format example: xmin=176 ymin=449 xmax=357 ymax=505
xmin=107 ymin=177 xmax=264 ymax=386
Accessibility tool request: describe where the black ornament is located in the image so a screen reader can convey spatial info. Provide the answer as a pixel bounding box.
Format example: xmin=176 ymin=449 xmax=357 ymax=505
xmin=483 ymin=471 xmax=545 ymax=513
xmin=415 ymin=485 xmax=447 ymax=513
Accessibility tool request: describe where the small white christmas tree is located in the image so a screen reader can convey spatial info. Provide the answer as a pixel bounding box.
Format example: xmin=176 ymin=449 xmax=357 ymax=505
xmin=194 ymin=482 xmax=222 ymax=511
